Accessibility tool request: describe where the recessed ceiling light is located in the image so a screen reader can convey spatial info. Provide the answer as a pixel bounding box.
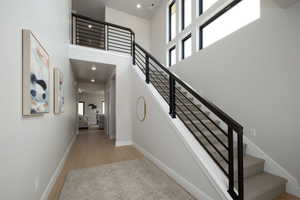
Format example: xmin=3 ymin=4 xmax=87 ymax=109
xmin=88 ymin=24 xmax=93 ymax=29
xmin=91 ymin=79 xmax=95 ymax=83
xmin=91 ymin=66 xmax=96 ymax=71
xmin=136 ymin=4 xmax=141 ymax=8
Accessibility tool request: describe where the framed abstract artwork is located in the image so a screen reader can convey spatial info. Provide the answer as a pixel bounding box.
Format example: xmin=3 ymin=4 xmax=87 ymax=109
xmin=22 ymin=29 xmax=50 ymax=116
xmin=54 ymin=68 xmax=64 ymax=114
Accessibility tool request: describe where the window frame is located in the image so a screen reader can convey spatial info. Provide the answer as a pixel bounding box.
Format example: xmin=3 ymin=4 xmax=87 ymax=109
xmin=181 ymin=0 xmax=185 ymax=30
xmin=181 ymin=33 xmax=192 ymax=59
xmin=199 ymin=0 xmax=203 ymax=16
xmin=182 ymin=0 xmax=192 ymax=30
xmin=168 ymin=45 xmax=176 ymax=67
xmin=78 ymin=101 xmax=85 ymax=116
xmin=198 ymin=0 xmax=243 ymax=50
xmin=199 ymin=27 xmax=203 ymax=50
xmin=168 ymin=0 xmax=176 ymax=42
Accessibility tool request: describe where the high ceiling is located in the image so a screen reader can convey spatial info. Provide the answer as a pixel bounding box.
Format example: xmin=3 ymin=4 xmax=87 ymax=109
xmin=71 ymin=59 xmax=115 ymax=84
xmin=72 ymin=0 xmax=162 ymax=20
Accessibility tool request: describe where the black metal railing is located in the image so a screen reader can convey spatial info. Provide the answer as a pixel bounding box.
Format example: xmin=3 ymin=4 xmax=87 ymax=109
xmin=71 ymin=11 xmax=244 ymax=200
xmin=133 ymin=42 xmax=244 ymax=200
xmin=72 ymin=13 xmax=134 ymax=55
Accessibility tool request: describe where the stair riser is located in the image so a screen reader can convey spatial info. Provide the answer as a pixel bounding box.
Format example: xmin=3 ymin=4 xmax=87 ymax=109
xmin=246 ymin=184 xmax=286 ymax=200
xmin=237 ymin=162 xmax=265 ymax=181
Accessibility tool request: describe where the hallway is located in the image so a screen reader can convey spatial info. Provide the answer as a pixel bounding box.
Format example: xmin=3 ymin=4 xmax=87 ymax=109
xmin=48 ymin=129 xmax=144 ymax=200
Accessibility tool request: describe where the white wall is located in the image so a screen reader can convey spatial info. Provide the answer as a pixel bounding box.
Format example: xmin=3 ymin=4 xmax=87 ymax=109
xmin=78 ymin=92 xmax=104 ymax=124
xmin=105 ymin=6 xmax=151 ymax=51
xmin=150 ymin=0 xmax=300 ymax=188
xmin=69 ymin=45 xmax=132 ymax=146
xmin=131 ymin=67 xmax=223 ymax=200
xmin=0 ymin=0 xmax=77 ymax=199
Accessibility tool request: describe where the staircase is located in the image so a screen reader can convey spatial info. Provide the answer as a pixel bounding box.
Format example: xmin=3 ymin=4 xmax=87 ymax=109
xmin=71 ymin=13 xmax=288 ymax=200
xmin=137 ymin=66 xmax=287 ymax=200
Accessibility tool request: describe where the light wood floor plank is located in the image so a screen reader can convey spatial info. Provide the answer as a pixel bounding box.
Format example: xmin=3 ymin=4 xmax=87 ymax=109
xmin=48 ymin=129 xmax=143 ymax=200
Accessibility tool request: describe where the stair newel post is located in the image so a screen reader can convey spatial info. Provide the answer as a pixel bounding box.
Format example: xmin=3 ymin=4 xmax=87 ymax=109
xmin=169 ymin=74 xmax=173 ymax=115
xmin=145 ymin=54 xmax=150 ymax=84
xmin=228 ymin=126 xmax=235 ymax=197
xmin=71 ymin=14 xmax=74 ymax=45
xmin=169 ymin=75 xmax=176 ymax=118
xmin=172 ymin=78 xmax=176 ymax=118
xmin=105 ymin=24 xmax=108 ymax=51
xmin=237 ymin=129 xmax=244 ymax=200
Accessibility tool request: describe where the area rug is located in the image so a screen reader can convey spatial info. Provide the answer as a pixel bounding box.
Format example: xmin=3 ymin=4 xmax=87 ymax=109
xmin=59 ymin=159 xmax=195 ymax=200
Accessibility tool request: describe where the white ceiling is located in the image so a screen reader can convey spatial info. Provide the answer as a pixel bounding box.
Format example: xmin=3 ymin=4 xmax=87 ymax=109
xmin=71 ymin=59 xmax=115 ymax=84
xmin=78 ymin=82 xmax=105 ymax=95
xmin=72 ymin=0 xmax=162 ymax=20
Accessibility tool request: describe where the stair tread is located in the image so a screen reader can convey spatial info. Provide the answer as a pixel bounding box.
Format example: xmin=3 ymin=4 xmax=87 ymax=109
xmin=243 ymin=172 xmax=287 ymax=200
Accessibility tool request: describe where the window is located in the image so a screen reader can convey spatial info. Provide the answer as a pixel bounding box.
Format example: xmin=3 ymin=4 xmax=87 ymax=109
xmin=78 ymin=101 xmax=85 ymax=116
xmin=182 ymin=33 xmax=192 ymax=59
xmin=182 ymin=0 xmax=192 ymax=30
xmin=199 ymin=0 xmax=260 ymax=49
xmin=169 ymin=46 xmax=176 ymax=66
xmin=169 ymin=0 xmax=177 ymax=41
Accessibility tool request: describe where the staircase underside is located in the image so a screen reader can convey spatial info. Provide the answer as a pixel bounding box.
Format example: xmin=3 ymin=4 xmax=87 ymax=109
xmin=140 ymin=68 xmax=287 ymax=200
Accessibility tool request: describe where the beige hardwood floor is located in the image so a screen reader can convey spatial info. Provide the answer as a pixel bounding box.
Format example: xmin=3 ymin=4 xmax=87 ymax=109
xmin=277 ymin=194 xmax=300 ymax=200
xmin=48 ymin=128 xmax=299 ymax=200
xmin=48 ymin=128 xmax=144 ymax=200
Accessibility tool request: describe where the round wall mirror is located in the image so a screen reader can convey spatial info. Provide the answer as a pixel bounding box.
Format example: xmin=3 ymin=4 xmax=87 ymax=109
xmin=136 ymin=96 xmax=147 ymax=121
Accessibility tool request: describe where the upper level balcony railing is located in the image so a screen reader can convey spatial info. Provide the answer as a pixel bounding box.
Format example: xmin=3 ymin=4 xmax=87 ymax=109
xmin=72 ymin=13 xmax=135 ymax=55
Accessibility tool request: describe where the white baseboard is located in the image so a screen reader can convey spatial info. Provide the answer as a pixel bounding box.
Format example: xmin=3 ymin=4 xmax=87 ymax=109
xmin=115 ymin=140 xmax=133 ymax=147
xmin=134 ymin=143 xmax=215 ymax=200
xmin=40 ymin=134 xmax=76 ymax=200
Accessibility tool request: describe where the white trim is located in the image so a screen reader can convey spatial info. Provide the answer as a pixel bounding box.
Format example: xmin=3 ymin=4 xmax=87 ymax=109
xmin=134 ymin=143 xmax=215 ymax=200
xmin=115 ymin=140 xmax=133 ymax=147
xmin=244 ymin=137 xmax=300 ymax=197
xmin=40 ymin=135 xmax=76 ymax=200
